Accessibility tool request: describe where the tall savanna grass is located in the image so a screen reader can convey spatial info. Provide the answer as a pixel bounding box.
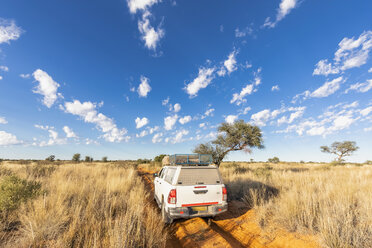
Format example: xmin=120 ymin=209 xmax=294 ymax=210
xmin=0 ymin=161 xmax=166 ymax=248
xmin=220 ymin=162 xmax=372 ymax=248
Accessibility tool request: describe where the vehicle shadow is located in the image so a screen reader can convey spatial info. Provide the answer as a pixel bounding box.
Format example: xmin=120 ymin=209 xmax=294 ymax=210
xmin=215 ymin=178 xmax=279 ymax=221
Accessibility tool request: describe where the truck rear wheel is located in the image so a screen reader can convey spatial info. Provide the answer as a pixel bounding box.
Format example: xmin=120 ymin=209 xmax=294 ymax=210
xmin=161 ymin=203 xmax=173 ymax=224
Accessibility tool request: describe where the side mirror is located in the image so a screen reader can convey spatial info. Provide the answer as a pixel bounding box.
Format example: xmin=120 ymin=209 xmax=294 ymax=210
xmin=153 ymin=173 xmax=158 ymax=177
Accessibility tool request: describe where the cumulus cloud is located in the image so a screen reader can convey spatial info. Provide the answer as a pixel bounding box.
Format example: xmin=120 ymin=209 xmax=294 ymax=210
xmin=263 ymin=0 xmax=298 ymax=28
xmin=171 ymin=129 xmax=189 ymax=144
xmin=152 ymin=132 xmax=163 ymax=143
xmin=0 ymin=66 xmax=8 ymax=72
xmin=137 ymin=76 xmax=152 ymax=97
xmin=127 ymin=0 xmax=159 ymax=13
xmin=63 ymin=100 xmax=128 ymax=142
xmin=185 ymin=67 xmax=215 ymax=97
xmin=345 ymin=79 xmax=372 ymax=93
xmin=201 ymin=108 xmax=215 ymax=119
xmin=179 ymin=115 xmax=191 ymax=124
xmin=34 ymin=125 xmax=66 ymax=146
xmin=251 ymin=109 xmax=272 ymax=126
xmin=313 ymin=31 xmax=372 ymax=75
xmin=235 ymin=26 xmax=253 ymax=38
xmin=138 ymin=11 xmax=164 ymax=50
xmin=0 ymin=18 xmax=22 ymax=44
xmin=271 ymin=85 xmax=280 ymax=91
xmin=20 ymin=73 xmax=30 ymax=79
xmin=63 ymin=126 xmax=77 ymax=138
xmin=230 ymin=84 xmax=254 ymax=105
xmin=225 ymin=115 xmax=238 ymax=124
xmin=173 ymin=103 xmax=181 ymax=112
xmin=223 ymin=50 xmax=238 ymax=74
xmin=361 ymin=106 xmax=372 ymax=116
xmin=136 ymin=130 xmax=148 ymax=138
xmin=0 ymin=117 xmax=7 ymax=124
xmin=164 ymin=114 xmax=178 ymax=130
xmin=0 ymin=130 xmax=21 ymax=146
xmin=135 ymin=117 xmax=149 ymax=129
xmin=310 ymin=77 xmax=344 ymax=98
xmin=32 ymin=69 xmax=62 ymax=108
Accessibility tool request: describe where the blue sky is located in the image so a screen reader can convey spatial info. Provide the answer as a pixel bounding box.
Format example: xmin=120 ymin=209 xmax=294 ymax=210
xmin=0 ymin=0 xmax=371 ymax=162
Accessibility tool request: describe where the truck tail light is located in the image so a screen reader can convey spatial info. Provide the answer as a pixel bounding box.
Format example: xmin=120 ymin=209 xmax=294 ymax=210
xmin=167 ymin=189 xmax=177 ymax=204
xmin=222 ymin=187 xmax=227 ymax=202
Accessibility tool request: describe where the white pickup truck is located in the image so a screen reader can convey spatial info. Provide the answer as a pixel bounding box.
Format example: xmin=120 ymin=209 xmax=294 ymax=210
xmin=153 ymin=154 xmax=228 ymax=224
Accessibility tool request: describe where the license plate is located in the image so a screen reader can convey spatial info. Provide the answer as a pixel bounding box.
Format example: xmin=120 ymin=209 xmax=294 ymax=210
xmin=192 ymin=206 xmax=207 ymax=211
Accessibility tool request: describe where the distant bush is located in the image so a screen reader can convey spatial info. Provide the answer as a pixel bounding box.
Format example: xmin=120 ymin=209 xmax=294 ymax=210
xmin=45 ymin=155 xmax=55 ymax=162
xmin=102 ymin=156 xmax=108 ymax=162
xmin=0 ymin=175 xmax=41 ymax=214
xmin=234 ymin=167 xmax=250 ymax=174
xmin=72 ymin=153 xmax=81 ymax=162
xmin=137 ymin=158 xmax=151 ymax=164
xmin=365 ymin=160 xmax=372 ymax=165
xmin=300 ymin=160 xmax=305 ymax=164
xmin=267 ymin=157 xmax=280 ymax=163
xmin=154 ymin=154 xmax=167 ymax=163
xmin=253 ymin=166 xmax=272 ymax=179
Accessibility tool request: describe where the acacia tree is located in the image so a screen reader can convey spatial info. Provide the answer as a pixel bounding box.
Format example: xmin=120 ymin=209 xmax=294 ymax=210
xmin=193 ymin=120 xmax=264 ymax=167
xmin=320 ymin=141 xmax=359 ymax=163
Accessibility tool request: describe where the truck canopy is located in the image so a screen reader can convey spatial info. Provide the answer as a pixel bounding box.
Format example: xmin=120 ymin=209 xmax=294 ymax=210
xmin=167 ymin=154 xmax=212 ymax=166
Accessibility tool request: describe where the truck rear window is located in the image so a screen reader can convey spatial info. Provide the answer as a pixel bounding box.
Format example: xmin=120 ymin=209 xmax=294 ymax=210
xmin=177 ymin=168 xmax=221 ymax=185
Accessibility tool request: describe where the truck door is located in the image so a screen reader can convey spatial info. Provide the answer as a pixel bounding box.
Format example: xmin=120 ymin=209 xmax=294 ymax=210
xmin=154 ymin=168 xmax=164 ymax=202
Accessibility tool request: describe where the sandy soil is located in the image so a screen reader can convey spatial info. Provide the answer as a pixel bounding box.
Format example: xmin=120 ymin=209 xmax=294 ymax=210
xmin=137 ymin=168 xmax=319 ymax=248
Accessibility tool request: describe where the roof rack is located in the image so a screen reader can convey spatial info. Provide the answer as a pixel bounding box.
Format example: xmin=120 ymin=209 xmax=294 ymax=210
xmin=168 ymin=154 xmax=212 ymax=166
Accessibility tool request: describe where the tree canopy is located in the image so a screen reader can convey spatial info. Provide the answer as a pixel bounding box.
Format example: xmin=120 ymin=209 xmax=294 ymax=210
xmin=320 ymin=141 xmax=359 ymax=163
xmin=193 ymin=120 xmax=264 ymax=166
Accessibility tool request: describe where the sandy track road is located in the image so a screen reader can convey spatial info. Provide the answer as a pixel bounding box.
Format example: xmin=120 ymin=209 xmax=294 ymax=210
xmin=137 ymin=168 xmax=319 ymax=248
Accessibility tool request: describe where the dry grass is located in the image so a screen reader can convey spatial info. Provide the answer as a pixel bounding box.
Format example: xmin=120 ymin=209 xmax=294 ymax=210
xmin=0 ymin=161 xmax=166 ymax=248
xmin=220 ymin=162 xmax=372 ymax=248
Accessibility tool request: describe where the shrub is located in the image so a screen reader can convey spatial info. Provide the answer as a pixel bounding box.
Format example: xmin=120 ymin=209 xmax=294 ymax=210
xmin=267 ymin=157 xmax=280 ymax=163
xmin=253 ymin=166 xmax=272 ymax=179
xmin=0 ymin=175 xmax=41 ymax=214
xmin=102 ymin=156 xmax=108 ymax=162
xmin=154 ymin=154 xmax=167 ymax=163
xmin=365 ymin=160 xmax=372 ymax=165
xmin=72 ymin=153 xmax=80 ymax=162
xmin=45 ymin=155 xmax=55 ymax=162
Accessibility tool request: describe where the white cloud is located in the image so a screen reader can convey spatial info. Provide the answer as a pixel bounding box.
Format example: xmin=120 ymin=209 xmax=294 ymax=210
xmin=63 ymin=126 xmax=77 ymax=138
xmin=0 ymin=66 xmax=8 ymax=72
xmin=235 ymin=27 xmax=253 ymax=38
xmin=306 ymin=126 xmax=326 ymax=136
xmin=277 ymin=107 xmax=305 ymax=125
xmin=162 ymin=97 xmax=169 ymax=106
xmin=310 ymin=76 xmax=344 ymax=98
xmin=173 ymin=103 xmax=181 ymax=112
xmin=185 ymin=67 xmax=215 ymax=97
xmin=251 ymin=109 xmax=272 ymax=126
xmin=364 ymin=127 xmax=372 ymax=132
xmin=148 ymin=126 xmax=159 ymax=134
xmin=313 ymin=60 xmax=340 ymax=76
xmin=0 ymin=131 xmax=21 ymax=146
xmin=164 ymin=114 xmax=178 ymax=130
xmin=361 ymin=106 xmax=372 ymax=116
xmin=135 ymin=117 xmax=149 ymax=129
xmin=152 ymin=132 xmax=163 ymax=143
xmin=223 ymin=50 xmax=238 ymax=74
xmin=138 ymin=10 xmax=164 ymax=50
xmin=32 ymin=69 xmax=62 ymax=108
xmin=201 ymin=108 xmax=215 ymax=119
xmin=240 ymin=107 xmax=251 ymax=115
xmin=330 ymin=115 xmax=356 ymax=131
xmin=199 ymin=123 xmax=206 ymax=128
xmin=369 ymin=67 xmax=372 ymax=73
xmin=171 ymin=129 xmax=189 ymax=144
xmin=0 ymin=76 xmax=2 ymax=80
xmin=345 ymin=79 xmax=372 ymax=93
xmin=0 ymin=18 xmax=22 ymax=44
xmin=179 ymin=115 xmax=192 ymax=124
xmin=313 ymin=31 xmax=372 ymax=75
xmin=271 ymin=85 xmax=280 ymax=91
xmin=20 ymin=73 xmax=30 ymax=79
xmin=127 ymin=0 xmax=159 ymax=13
xmin=136 ymin=130 xmax=148 ymax=138
xmin=0 ymin=117 xmax=7 ymax=124
xmin=63 ymin=100 xmax=128 ymax=142
xmin=35 ymin=125 xmax=66 ymax=146
xmin=137 ymin=75 xmax=152 ymax=97
xmin=230 ymin=84 xmax=254 ymax=105
xmin=225 ymin=115 xmax=238 ymax=124
xmin=263 ymin=0 xmax=298 ymax=28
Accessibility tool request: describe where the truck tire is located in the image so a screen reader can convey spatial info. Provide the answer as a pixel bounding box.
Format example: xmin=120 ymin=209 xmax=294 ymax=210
xmin=161 ymin=202 xmax=173 ymax=224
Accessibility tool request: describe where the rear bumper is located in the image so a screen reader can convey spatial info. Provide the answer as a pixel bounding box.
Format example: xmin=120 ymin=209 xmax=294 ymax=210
xmin=168 ymin=203 xmax=228 ymax=219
